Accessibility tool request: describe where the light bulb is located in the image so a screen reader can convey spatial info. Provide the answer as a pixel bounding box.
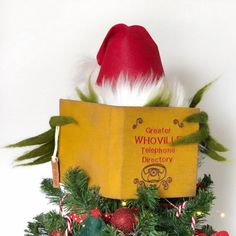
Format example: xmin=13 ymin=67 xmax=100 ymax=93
xmin=220 ymin=212 xmax=226 ymax=218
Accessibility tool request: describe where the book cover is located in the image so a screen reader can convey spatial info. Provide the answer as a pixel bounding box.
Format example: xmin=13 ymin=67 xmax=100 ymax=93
xmin=59 ymin=99 xmax=199 ymax=199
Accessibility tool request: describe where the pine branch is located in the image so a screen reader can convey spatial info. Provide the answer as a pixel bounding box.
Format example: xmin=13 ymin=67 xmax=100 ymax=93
xmin=185 ymin=189 xmax=215 ymax=224
xmin=127 ymin=185 xmax=159 ymax=212
xmin=200 ymin=224 xmax=216 ymax=235
xmin=25 ymin=211 xmax=66 ymax=236
xmin=152 ymin=232 xmax=169 ymax=236
xmin=197 ymin=175 xmax=214 ymax=192
xmin=135 ymin=210 xmax=160 ymax=235
xmin=40 ymin=178 xmax=63 ymax=205
xmin=63 ymin=168 xmax=100 ymax=213
xmin=24 ymin=221 xmax=47 ymax=236
xmin=100 ymin=224 xmax=122 ymax=236
xmin=24 ymin=167 xmax=218 ymax=235
xmin=157 ymin=208 xmax=192 ymax=236
xmin=137 ymin=185 xmax=159 ymax=211
xmin=98 ymin=197 xmax=121 ymax=213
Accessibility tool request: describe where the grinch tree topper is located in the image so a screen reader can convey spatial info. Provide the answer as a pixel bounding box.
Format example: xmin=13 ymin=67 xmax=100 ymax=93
xmin=8 ymin=23 xmax=227 ymax=169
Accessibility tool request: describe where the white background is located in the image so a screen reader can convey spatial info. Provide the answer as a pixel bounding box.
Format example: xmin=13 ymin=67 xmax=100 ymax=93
xmin=0 ymin=0 xmax=236 ymax=235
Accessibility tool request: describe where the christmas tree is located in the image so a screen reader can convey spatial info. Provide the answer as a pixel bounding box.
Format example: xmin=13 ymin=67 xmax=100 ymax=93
xmin=24 ymin=168 xmax=227 ymax=236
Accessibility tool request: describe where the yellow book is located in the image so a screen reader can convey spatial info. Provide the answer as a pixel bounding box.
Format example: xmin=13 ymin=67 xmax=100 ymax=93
xmin=59 ymin=99 xmax=199 ymax=199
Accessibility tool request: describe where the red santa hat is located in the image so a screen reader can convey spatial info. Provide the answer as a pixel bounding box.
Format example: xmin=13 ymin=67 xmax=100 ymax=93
xmin=96 ymin=23 xmax=164 ymax=87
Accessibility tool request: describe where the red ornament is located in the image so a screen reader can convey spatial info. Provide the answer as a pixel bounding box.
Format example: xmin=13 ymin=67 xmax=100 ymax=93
xmin=102 ymin=212 xmax=113 ymax=223
xmin=96 ymin=23 xmax=164 ymax=87
xmin=69 ymin=212 xmax=87 ymax=223
xmin=111 ymin=207 xmax=136 ymax=234
xmin=194 ymin=229 xmax=205 ymax=236
xmin=211 ymin=231 xmax=229 ymax=236
xmin=69 ymin=208 xmax=101 ymax=223
xmin=91 ymin=208 xmax=101 ymax=218
xmin=49 ymin=230 xmax=64 ymax=236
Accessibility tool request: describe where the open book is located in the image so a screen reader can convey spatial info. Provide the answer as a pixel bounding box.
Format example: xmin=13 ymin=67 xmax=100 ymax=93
xmin=58 ymin=99 xmax=199 ymax=199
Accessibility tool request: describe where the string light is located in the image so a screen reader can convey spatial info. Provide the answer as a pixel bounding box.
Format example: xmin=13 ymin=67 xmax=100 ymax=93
xmin=196 ymin=211 xmax=204 ymax=217
xmin=121 ymin=200 xmax=127 ymax=207
xmin=220 ymin=212 xmax=226 ymax=219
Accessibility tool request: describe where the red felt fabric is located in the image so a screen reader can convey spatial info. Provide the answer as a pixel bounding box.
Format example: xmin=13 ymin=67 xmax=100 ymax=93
xmin=96 ymin=23 xmax=164 ymax=86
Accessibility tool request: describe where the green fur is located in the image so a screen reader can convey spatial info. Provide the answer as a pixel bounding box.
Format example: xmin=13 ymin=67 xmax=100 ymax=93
xmin=190 ymin=80 xmax=215 ymax=108
xmin=6 ymin=129 xmax=54 ymax=148
xmin=172 ymin=123 xmax=209 ymax=145
xmin=15 ymin=141 xmax=54 ymax=162
xmin=17 ymin=153 xmax=52 ymax=166
xmin=203 ymin=149 xmax=227 ymax=161
xmin=206 ymin=136 xmax=228 ymax=152
xmin=184 ymin=112 xmax=208 ymax=123
xmin=145 ymin=91 xmax=171 ymax=107
xmin=49 ymin=116 xmax=77 ymax=128
xmin=76 ymin=81 xmax=98 ymax=103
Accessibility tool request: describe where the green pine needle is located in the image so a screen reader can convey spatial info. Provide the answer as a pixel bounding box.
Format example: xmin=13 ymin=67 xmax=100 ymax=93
xmin=64 ymin=168 xmax=89 ymax=192
xmin=200 ymin=225 xmax=216 ymax=235
xmin=136 ymin=210 xmax=160 ymax=236
xmin=98 ymin=197 xmax=121 ymax=213
xmin=40 ymin=178 xmax=63 ymax=205
xmin=136 ymin=185 xmax=159 ymax=211
xmin=100 ymin=224 xmax=121 ymax=236
xmin=25 ymin=211 xmax=67 ymax=235
xmin=197 ymin=174 xmax=214 ymax=191
xmin=206 ymin=136 xmax=228 ymax=152
xmin=172 ymin=123 xmax=209 ymax=146
xmin=184 ymin=112 xmax=208 ymax=124
xmin=63 ymin=168 xmax=100 ymax=213
xmin=49 ymin=116 xmax=77 ymax=128
xmin=187 ymin=188 xmax=215 ymax=215
xmin=6 ymin=129 xmax=55 ymax=148
xmin=145 ymin=91 xmax=171 ymax=107
xmin=154 ymin=232 xmax=169 ymax=236
xmin=190 ymin=80 xmax=216 ymax=108
xmin=24 ymin=167 xmax=218 ymax=235
xmin=15 ymin=141 xmax=54 ymax=162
